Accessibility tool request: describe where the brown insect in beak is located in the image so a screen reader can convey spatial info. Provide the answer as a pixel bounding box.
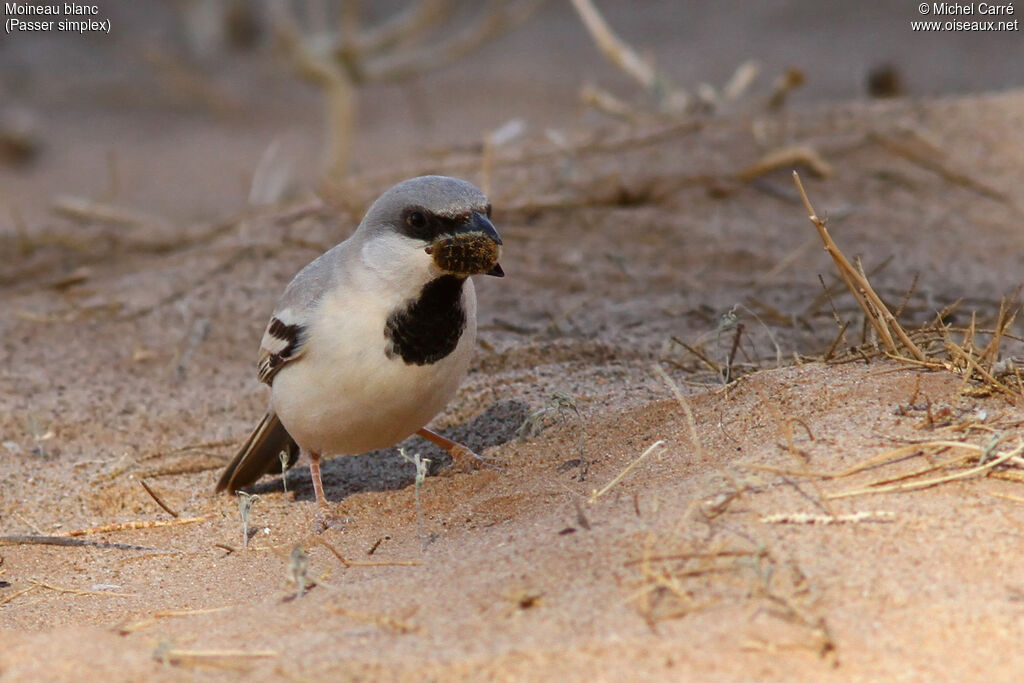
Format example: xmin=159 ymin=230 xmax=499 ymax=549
xmin=429 ymin=232 xmax=502 ymax=276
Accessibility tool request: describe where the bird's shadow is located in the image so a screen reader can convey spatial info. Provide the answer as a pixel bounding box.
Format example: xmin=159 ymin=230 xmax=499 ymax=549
xmin=249 ymin=399 xmax=530 ymax=502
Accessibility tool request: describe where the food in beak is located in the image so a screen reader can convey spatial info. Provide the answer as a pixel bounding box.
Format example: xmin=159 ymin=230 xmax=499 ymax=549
xmin=429 ymin=232 xmax=502 ymax=276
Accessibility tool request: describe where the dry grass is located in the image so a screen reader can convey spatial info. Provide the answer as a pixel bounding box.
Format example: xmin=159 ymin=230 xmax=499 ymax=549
xmin=793 ymin=171 xmax=1022 ymax=400
xmin=711 ymin=175 xmax=1024 ymax=508
xmin=627 ymin=523 xmax=837 ymax=663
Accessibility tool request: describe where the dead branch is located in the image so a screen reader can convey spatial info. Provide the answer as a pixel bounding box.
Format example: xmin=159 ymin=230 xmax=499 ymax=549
xmin=570 ymin=0 xmax=687 ymax=111
xmin=363 ymin=0 xmax=544 ymax=83
xmin=270 ymin=0 xmax=544 ymax=179
xmin=352 ymin=0 xmax=451 ymax=56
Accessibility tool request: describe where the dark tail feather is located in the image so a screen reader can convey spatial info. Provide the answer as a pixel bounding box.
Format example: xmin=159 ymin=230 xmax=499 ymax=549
xmin=216 ymin=411 xmax=300 ymax=493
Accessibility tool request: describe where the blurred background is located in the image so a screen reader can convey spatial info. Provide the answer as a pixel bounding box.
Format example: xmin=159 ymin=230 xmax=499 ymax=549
xmin=2 ymin=0 xmax=1022 ymax=229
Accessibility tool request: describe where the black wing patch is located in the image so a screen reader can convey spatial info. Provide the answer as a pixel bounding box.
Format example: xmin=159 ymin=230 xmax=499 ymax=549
xmin=384 ymin=275 xmax=466 ymax=366
xmin=258 ymin=316 xmax=308 ymax=384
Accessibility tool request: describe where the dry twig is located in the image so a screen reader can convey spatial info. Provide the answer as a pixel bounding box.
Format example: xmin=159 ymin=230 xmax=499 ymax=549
xmin=760 ymin=511 xmax=894 ymax=524
xmin=314 ymin=537 xmax=422 ymax=568
xmin=588 ymin=440 xmax=666 ymax=503
xmin=793 ymin=171 xmax=926 ymax=361
xmin=653 ymin=364 xmax=704 ymax=460
xmin=140 ymin=479 xmax=179 ymax=518
xmin=117 ymin=606 xmax=231 ymax=635
xmin=828 ymin=439 xmax=1024 ymax=499
xmin=154 ymin=647 xmax=278 ymax=667
xmin=29 ymin=579 xmax=133 ymax=597
xmin=63 ymin=516 xmax=215 ymax=537
xmin=0 ymin=536 xmax=157 ymax=551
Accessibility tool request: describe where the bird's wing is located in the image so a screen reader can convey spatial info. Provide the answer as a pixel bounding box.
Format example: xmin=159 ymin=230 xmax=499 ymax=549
xmin=257 ymin=314 xmax=311 ymax=385
xmin=256 ymin=244 xmax=345 ymax=385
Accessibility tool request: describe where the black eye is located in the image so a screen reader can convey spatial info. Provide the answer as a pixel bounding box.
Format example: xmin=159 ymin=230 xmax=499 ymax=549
xmin=407 ymin=211 xmax=427 ymax=230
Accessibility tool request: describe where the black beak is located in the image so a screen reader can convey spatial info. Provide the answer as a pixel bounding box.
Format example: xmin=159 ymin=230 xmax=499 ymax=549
xmin=462 ymin=211 xmax=502 ymax=245
xmin=463 ymin=211 xmax=504 ymax=277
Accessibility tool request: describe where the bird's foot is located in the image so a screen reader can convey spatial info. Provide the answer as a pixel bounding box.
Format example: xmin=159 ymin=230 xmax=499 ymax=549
xmin=312 ymin=505 xmax=343 ymax=534
xmin=441 ymin=444 xmax=503 ymax=475
xmin=416 ymin=427 xmax=503 ymax=475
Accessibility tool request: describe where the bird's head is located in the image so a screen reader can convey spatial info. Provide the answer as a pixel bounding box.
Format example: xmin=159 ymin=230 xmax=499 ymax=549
xmin=357 ymin=176 xmax=503 ymax=288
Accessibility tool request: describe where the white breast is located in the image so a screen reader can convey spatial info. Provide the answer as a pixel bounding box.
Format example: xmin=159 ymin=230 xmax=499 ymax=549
xmin=270 ymin=276 xmax=477 ymax=456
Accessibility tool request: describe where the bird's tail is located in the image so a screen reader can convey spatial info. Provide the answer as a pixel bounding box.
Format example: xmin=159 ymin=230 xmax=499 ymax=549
xmin=215 ymin=411 xmax=300 ymax=493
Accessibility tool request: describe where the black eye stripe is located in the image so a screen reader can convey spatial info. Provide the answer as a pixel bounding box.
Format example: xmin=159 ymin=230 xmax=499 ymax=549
xmin=399 ymin=207 xmax=477 ymax=240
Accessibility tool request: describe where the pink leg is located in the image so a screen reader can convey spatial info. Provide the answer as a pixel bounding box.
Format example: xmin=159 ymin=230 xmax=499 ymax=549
xmin=309 ymin=452 xmax=330 ymax=533
xmin=416 ymin=428 xmax=498 ymax=472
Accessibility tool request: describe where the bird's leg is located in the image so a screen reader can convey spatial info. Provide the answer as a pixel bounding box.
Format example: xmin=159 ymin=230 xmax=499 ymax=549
xmin=416 ymin=427 xmax=500 ymax=473
xmin=308 ymin=452 xmax=330 ymax=534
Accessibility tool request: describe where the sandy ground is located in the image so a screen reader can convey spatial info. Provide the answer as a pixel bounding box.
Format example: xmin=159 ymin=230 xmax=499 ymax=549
xmin=3 ymin=3 xmax=1024 ymax=681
